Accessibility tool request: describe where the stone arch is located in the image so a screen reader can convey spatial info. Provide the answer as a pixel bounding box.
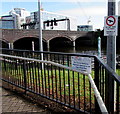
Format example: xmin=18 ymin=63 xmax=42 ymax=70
xmin=49 ymin=36 xmax=74 ymax=50
xmin=13 ymin=37 xmax=39 ymax=50
xmin=1 ymin=38 xmax=9 ymax=44
xmin=75 ymin=35 xmax=93 ymax=46
xmin=49 ymin=35 xmax=73 ymax=42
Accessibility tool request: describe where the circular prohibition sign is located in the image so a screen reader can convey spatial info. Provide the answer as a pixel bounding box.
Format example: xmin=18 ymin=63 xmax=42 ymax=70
xmin=106 ymin=16 xmax=116 ymax=26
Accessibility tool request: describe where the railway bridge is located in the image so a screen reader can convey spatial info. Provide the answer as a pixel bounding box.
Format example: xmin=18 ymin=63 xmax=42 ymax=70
xmin=1 ymin=29 xmax=95 ymax=50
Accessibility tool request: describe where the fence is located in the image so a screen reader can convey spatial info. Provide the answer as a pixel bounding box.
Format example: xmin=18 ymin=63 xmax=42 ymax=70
xmin=1 ymin=48 xmax=120 ymax=113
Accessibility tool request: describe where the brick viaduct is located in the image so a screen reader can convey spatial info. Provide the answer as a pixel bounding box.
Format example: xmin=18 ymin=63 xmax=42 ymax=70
xmin=1 ymin=29 xmax=95 ymax=49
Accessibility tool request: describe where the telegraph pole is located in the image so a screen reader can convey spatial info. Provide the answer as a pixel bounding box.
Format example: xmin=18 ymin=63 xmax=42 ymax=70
xmin=107 ymin=0 xmax=116 ymax=113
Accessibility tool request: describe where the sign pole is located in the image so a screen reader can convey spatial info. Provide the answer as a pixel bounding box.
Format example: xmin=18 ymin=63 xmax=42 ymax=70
xmin=107 ymin=0 xmax=116 ymax=112
xmin=107 ymin=0 xmax=116 ymax=71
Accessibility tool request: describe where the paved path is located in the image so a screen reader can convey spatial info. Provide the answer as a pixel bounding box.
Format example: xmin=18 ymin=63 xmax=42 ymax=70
xmin=1 ymin=87 xmax=51 ymax=113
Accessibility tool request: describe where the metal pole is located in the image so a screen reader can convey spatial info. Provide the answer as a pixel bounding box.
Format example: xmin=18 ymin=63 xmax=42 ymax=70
xmin=98 ymin=37 xmax=101 ymax=58
xmin=38 ymin=0 xmax=44 ymax=69
xmin=107 ymin=0 xmax=116 ymax=113
xmin=107 ymin=0 xmax=116 ymax=69
xmin=32 ymin=41 xmax=35 ymax=51
xmin=38 ymin=0 xmax=43 ymax=52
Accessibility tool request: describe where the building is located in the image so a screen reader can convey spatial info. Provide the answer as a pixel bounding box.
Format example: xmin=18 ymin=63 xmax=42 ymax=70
xmin=9 ymin=8 xmax=30 ymax=29
xmin=0 ymin=15 xmax=14 ymax=29
xmin=77 ymin=25 xmax=93 ymax=31
xmin=22 ymin=10 xmax=77 ymax=31
xmin=0 ymin=8 xmax=30 ymax=29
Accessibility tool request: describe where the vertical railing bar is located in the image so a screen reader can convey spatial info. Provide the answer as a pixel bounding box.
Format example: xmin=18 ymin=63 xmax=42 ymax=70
xmin=100 ymin=64 xmax=102 ymax=95
xmin=50 ymin=54 xmax=54 ymax=99
xmin=94 ymin=57 xmax=100 ymax=113
xmin=78 ymin=73 xmax=80 ymax=109
xmin=89 ymin=81 xmax=92 ymax=113
xmin=3 ymin=56 xmax=6 ymax=72
xmin=14 ymin=58 xmax=17 ymax=84
xmin=23 ymin=59 xmax=27 ymax=94
xmin=83 ymin=74 xmax=86 ymax=112
xmin=51 ymin=64 xmax=54 ymax=99
xmin=37 ymin=62 xmax=41 ymax=94
xmin=59 ymin=67 xmax=62 ymax=101
xmin=47 ymin=61 xmax=50 ymax=98
xmin=8 ymin=57 xmax=11 ymax=81
xmin=3 ymin=57 xmax=6 ymax=80
xmin=116 ymin=83 xmax=119 ymax=113
xmin=105 ymin=69 xmax=108 ymax=107
xmin=73 ymin=71 xmax=75 ymax=108
xmin=26 ymin=61 xmax=30 ymax=89
xmin=43 ymin=58 xmax=47 ymax=96
xmin=25 ymin=60 xmax=29 ymax=90
xmin=10 ymin=57 xmax=13 ymax=83
xmin=46 ymin=53 xmax=49 ymax=97
xmin=2 ymin=57 xmax=5 ymax=80
xmin=67 ymin=55 xmax=70 ymax=106
xmin=11 ymin=57 xmax=14 ymax=83
xmin=34 ymin=62 xmax=38 ymax=93
xmin=102 ymin=66 xmax=105 ymax=101
xmin=63 ymin=55 xmax=66 ymax=104
xmin=31 ymin=61 xmax=35 ymax=92
xmin=58 ymin=55 xmax=62 ymax=101
xmin=54 ymin=54 xmax=58 ymax=101
xmin=17 ymin=59 xmax=20 ymax=86
xmin=19 ymin=59 xmax=22 ymax=87
xmin=40 ymin=61 xmax=44 ymax=95
xmin=14 ymin=58 xmax=16 ymax=84
xmin=15 ymin=59 xmax=19 ymax=86
xmin=29 ymin=61 xmax=33 ymax=91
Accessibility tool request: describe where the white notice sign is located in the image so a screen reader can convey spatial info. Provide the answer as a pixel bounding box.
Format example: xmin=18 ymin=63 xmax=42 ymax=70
xmin=71 ymin=56 xmax=91 ymax=74
xmin=104 ymin=15 xmax=118 ymax=36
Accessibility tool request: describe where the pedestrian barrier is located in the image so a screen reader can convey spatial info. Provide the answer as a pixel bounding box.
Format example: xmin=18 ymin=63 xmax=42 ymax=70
xmin=1 ymin=48 xmax=120 ymax=113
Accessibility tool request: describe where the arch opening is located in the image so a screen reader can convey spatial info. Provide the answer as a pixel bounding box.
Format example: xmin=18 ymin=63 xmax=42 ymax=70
xmin=50 ymin=37 xmax=73 ymax=49
xmin=75 ymin=37 xmax=92 ymax=47
xmin=14 ymin=37 xmax=47 ymax=51
xmin=0 ymin=40 xmax=9 ymax=48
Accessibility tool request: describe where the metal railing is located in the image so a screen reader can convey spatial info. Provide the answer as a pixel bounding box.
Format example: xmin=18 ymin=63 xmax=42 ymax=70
xmin=1 ymin=48 xmax=120 ymax=113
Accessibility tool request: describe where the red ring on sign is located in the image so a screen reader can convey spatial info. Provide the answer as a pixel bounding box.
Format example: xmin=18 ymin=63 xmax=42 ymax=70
xmin=106 ymin=16 xmax=116 ymax=26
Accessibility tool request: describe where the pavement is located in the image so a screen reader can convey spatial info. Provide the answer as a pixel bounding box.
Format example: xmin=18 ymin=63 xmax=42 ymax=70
xmin=1 ymin=87 xmax=52 ymax=114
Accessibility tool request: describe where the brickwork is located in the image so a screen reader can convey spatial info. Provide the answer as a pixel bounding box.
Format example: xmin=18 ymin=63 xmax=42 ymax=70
xmin=1 ymin=29 xmax=94 ymax=43
xmin=2 ymin=87 xmax=51 ymax=113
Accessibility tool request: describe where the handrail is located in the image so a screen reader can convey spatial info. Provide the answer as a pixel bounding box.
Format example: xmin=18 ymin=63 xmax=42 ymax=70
xmin=0 ymin=54 xmax=108 ymax=113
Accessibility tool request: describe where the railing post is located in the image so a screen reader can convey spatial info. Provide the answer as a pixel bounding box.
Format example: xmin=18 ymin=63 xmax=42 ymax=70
xmin=23 ymin=60 xmax=27 ymax=94
xmin=94 ymin=57 xmax=101 ymax=113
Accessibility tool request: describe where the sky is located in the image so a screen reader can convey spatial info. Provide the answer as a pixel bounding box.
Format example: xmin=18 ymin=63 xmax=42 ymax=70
xmin=0 ymin=0 xmax=120 ymax=30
